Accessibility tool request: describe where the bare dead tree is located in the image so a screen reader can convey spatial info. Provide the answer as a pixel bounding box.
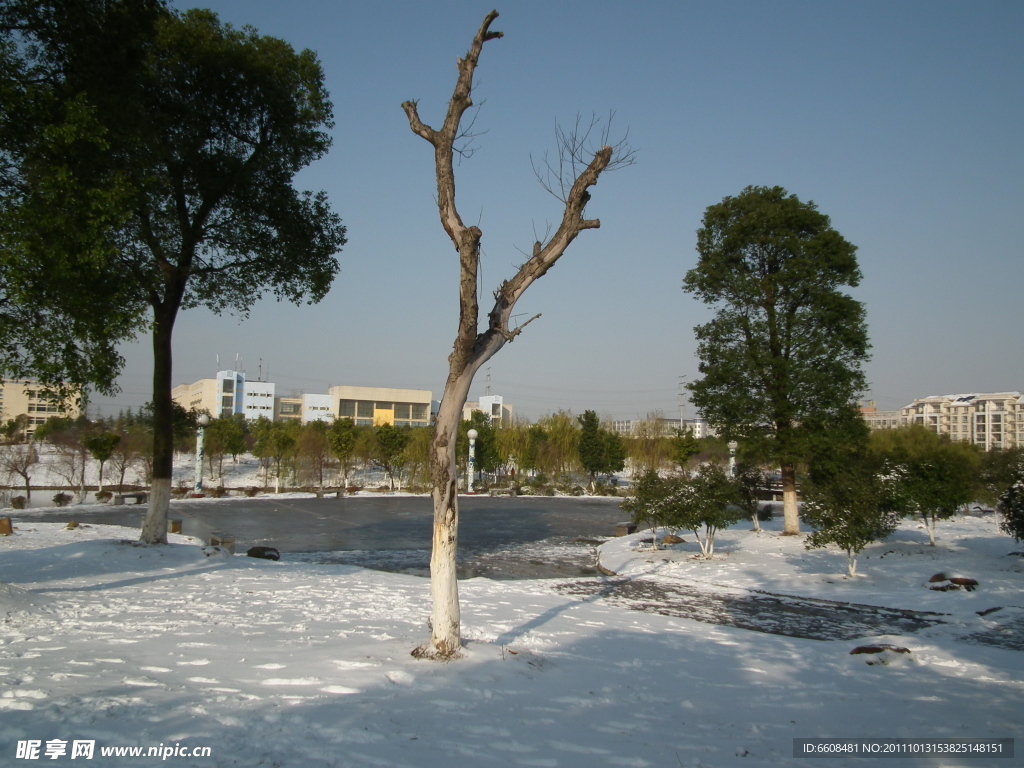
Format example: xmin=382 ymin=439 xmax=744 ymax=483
xmin=402 ymin=9 xmax=632 ymax=659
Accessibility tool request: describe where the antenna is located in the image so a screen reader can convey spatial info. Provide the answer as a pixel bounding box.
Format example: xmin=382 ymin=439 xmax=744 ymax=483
xmin=258 ymin=358 xmax=263 ymax=382
xmin=678 ymin=376 xmax=687 ymax=424
xmin=485 ymin=368 xmax=492 ymax=396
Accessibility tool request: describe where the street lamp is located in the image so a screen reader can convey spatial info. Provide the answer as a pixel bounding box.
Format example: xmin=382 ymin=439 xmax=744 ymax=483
xmin=194 ymin=413 xmax=211 ymax=494
xmin=467 ymin=428 xmax=478 ymax=494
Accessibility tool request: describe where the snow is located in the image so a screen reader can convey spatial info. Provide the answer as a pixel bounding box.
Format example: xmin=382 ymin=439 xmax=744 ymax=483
xmin=1 ymin=508 xmax=1022 ymax=767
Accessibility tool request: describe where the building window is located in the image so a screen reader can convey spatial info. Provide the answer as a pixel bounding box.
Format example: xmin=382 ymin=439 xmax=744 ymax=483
xmin=222 ymin=379 xmax=234 ymax=394
xmin=357 ymin=402 xmax=373 ymax=419
xmin=394 ymin=403 xmax=411 ymax=420
xmin=411 ymin=403 xmax=429 ymax=421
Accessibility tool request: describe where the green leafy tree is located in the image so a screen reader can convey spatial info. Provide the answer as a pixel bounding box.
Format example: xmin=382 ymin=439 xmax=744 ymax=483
xmin=402 ymin=426 xmax=433 ymax=490
xmin=577 ymin=410 xmax=626 ymax=491
xmin=870 ymin=425 xmax=979 ymax=546
xmin=662 ymin=464 xmax=743 ymax=559
xmin=683 ymin=186 xmax=869 ymax=535
xmin=802 ymin=456 xmax=901 ymax=577
xmin=621 ymin=469 xmax=673 ymax=549
xmin=997 ymin=454 xmax=1024 ymax=543
xmin=670 ymin=428 xmax=701 ymax=473
xmin=327 ymin=418 xmax=359 ymax=488
xmin=1 ymin=3 xmax=346 ymax=542
xmin=734 ymin=461 xmax=771 ymax=532
xmin=251 ymin=418 xmax=298 ymax=491
xmin=457 ymin=411 xmax=499 ymax=477
xmin=0 ymin=0 xmax=155 ymax=396
xmin=371 ymin=424 xmax=409 ymax=491
xmin=84 ymin=432 xmax=120 ymax=492
xmin=296 ymin=420 xmax=331 ymax=487
xmin=204 ymin=416 xmax=247 ymax=480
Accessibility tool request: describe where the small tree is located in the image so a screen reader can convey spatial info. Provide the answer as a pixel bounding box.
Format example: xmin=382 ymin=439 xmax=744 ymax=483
xmin=734 ymin=462 xmax=771 ymax=532
xmin=578 ymin=410 xmax=626 ymax=491
xmin=662 ymin=464 xmax=743 ymax=559
xmin=871 ymin=426 xmax=979 ymax=545
xmin=0 ymin=442 xmax=37 ymax=500
xmin=997 ymin=454 xmax=1024 ymax=543
xmin=803 ymin=458 xmax=901 ymax=577
xmin=621 ymin=469 xmax=673 ymax=549
xmin=327 ymin=418 xmax=358 ymax=488
xmin=296 ymin=421 xmax=331 ymax=487
xmin=371 ymin=424 xmax=409 ymax=491
xmin=85 ymin=432 xmax=120 ymax=493
xmin=670 ymin=428 xmax=701 ymax=473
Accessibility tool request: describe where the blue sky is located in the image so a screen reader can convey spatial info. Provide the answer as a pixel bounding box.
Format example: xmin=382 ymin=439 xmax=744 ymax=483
xmin=92 ymin=0 xmax=1024 ymax=421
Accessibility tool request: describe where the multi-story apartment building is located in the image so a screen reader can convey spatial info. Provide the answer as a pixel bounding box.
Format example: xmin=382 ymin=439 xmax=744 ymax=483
xmin=0 ymin=379 xmax=81 ymax=438
xmin=900 ymin=392 xmax=1023 ymax=451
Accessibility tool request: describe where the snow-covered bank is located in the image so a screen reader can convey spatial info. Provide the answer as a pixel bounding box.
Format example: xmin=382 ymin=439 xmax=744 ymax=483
xmin=0 ymin=519 xmax=1021 ymax=767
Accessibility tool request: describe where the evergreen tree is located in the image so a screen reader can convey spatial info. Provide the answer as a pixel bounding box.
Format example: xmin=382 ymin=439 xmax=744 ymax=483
xmin=803 ymin=456 xmax=901 ymax=577
xmin=683 ymin=186 xmax=869 ymax=535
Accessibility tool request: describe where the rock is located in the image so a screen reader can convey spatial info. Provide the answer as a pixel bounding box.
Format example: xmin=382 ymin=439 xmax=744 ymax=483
xmin=949 ymin=577 xmax=978 ymax=591
xmin=850 ymin=644 xmax=912 ymax=665
xmin=662 ymin=534 xmax=685 ymax=545
xmin=0 ymin=517 xmax=12 ymax=536
xmin=247 ymin=546 xmax=280 ymax=561
xmin=64 ymin=520 xmax=80 ymax=530
xmin=928 ymin=572 xmax=948 ymax=583
xmin=977 ymin=606 xmax=1003 ymax=617
xmin=850 ymin=644 xmax=911 ymax=655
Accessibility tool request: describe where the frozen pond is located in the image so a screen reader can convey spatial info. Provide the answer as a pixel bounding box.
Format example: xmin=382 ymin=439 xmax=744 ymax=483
xmin=15 ymin=495 xmax=629 ymax=580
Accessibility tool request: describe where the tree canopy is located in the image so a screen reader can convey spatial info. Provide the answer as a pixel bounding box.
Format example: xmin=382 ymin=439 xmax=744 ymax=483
xmin=683 ymin=185 xmax=869 ymax=534
xmin=0 ymin=2 xmax=346 ymax=543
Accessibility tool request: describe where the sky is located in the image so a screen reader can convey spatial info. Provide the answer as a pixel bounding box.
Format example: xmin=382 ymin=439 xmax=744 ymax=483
xmin=90 ymin=0 xmax=1024 ymax=422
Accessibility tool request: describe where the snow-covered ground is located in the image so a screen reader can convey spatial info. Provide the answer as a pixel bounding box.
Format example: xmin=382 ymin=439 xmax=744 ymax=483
xmin=0 ymin=509 xmax=1022 ymax=767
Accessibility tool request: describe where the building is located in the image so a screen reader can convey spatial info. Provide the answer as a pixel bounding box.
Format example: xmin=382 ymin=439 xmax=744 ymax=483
xmin=463 ymin=395 xmax=512 ymax=427
xmin=859 ymin=400 xmax=902 ymax=431
xmin=900 ymin=392 xmax=1023 ymax=451
xmin=328 ymin=385 xmax=432 ymax=428
xmin=243 ymin=380 xmax=276 ymax=421
xmin=0 ymin=379 xmax=81 ymax=438
xmin=610 ymin=417 xmax=686 ymax=437
xmin=171 ymin=370 xmax=249 ymax=420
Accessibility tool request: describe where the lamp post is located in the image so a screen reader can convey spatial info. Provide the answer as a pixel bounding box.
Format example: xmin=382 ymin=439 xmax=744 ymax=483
xmin=194 ymin=413 xmax=211 ymax=494
xmin=467 ymin=428 xmax=478 ymax=494
xmin=728 ymin=441 xmax=738 ymax=477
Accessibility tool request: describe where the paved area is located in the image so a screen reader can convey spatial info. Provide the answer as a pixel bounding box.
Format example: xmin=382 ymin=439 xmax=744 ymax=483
xmin=554 ymin=576 xmax=949 ymax=641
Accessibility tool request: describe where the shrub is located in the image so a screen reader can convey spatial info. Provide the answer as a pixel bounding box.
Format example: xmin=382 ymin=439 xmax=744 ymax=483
xmin=998 ymin=465 xmax=1024 ymax=543
xmin=95 ymin=490 xmax=113 ymax=503
xmin=244 ymin=487 xmax=260 ymax=497
xmin=10 ymin=496 xmax=26 ymax=509
xmin=171 ymin=486 xmax=188 ymax=498
xmin=208 ymin=486 xmax=227 ymax=498
xmin=52 ymin=492 xmax=73 ymax=507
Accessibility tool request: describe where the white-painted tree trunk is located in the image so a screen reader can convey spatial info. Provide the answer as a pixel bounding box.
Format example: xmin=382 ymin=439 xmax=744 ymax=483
xmin=140 ymin=478 xmax=171 ymax=545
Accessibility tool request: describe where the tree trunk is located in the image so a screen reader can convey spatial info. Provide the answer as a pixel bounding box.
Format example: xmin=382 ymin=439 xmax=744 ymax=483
xmin=847 ymin=550 xmax=857 ymax=577
xmin=780 ymin=462 xmax=800 ymax=535
xmin=140 ymin=309 xmax=176 ymax=545
xmin=403 ymin=11 xmax=621 ymax=659
xmin=416 ymin=372 xmax=475 ymax=659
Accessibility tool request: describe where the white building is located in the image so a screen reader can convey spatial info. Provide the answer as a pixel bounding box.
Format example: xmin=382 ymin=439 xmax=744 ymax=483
xmin=302 ymin=393 xmax=335 ymax=423
xmin=463 ymin=395 xmax=512 ymax=427
xmin=901 ymin=392 xmax=1023 ymax=451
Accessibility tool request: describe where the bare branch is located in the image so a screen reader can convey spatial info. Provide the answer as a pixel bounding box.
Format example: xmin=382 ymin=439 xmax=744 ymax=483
xmin=532 ymin=111 xmax=637 ymax=202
